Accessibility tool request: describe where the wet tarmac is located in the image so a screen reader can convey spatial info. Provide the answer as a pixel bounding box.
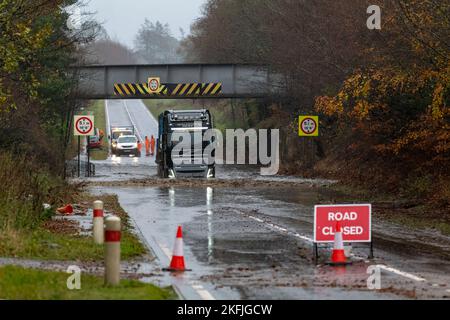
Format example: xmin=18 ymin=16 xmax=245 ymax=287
xmin=79 ymin=99 xmax=450 ymax=300
xmin=89 ymin=181 xmax=450 ymax=300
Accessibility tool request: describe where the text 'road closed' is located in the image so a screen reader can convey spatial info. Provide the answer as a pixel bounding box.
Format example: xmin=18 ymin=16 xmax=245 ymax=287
xmin=314 ymin=204 xmax=371 ymax=243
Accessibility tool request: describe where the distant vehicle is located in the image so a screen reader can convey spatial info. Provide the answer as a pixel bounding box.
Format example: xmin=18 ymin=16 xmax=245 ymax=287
xmin=156 ymin=109 xmax=215 ymax=179
xmin=110 ymin=126 xmax=135 ymax=153
xmin=115 ymin=135 xmax=139 ymax=156
xmin=88 ymin=128 xmax=102 ymax=149
xmin=88 ymin=135 xmax=102 ymax=149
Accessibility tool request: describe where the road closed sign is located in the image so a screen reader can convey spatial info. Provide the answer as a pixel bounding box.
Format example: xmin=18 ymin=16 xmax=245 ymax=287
xmin=314 ymin=204 xmax=371 ymax=243
xmin=74 ymin=115 xmax=94 ymax=136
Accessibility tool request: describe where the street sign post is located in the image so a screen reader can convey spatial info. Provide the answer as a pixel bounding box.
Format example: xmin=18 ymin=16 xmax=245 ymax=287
xmin=313 ymin=204 xmax=373 ymax=261
xmin=74 ymin=115 xmax=95 ymax=177
xmin=299 ymin=116 xmax=319 ymax=137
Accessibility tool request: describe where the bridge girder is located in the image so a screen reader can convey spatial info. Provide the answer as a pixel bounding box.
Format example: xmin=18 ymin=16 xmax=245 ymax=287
xmin=74 ymin=64 xmax=278 ymax=99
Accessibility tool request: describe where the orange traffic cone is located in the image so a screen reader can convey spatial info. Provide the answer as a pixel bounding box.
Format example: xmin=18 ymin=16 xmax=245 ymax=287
xmin=163 ymin=226 xmax=192 ymax=272
xmin=56 ymin=204 xmax=73 ymax=215
xmin=329 ymin=221 xmax=351 ymax=266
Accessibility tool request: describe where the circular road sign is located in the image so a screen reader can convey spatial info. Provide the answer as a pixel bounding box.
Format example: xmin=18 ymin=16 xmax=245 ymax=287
xmin=75 ymin=116 xmax=93 ymax=135
xmin=300 ymin=117 xmax=317 ymax=135
xmin=148 ymin=78 xmax=160 ymax=92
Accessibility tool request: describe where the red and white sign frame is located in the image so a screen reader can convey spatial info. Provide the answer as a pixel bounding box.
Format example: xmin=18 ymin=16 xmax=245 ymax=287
xmin=300 ymin=117 xmax=317 ymax=135
xmin=74 ymin=115 xmax=94 ymax=136
xmin=148 ymin=77 xmax=161 ymax=93
xmin=313 ymin=204 xmax=372 ymax=243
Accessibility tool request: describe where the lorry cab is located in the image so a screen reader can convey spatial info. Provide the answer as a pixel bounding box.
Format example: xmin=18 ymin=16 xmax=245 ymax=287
xmin=156 ymin=109 xmax=215 ymax=179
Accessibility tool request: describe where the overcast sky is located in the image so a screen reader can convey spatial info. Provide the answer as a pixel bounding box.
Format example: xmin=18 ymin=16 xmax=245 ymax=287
xmin=84 ymin=0 xmax=206 ymax=48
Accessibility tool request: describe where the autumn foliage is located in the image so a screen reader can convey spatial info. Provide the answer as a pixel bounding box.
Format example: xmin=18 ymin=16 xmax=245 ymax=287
xmin=315 ymin=1 xmax=449 ymax=200
xmin=0 ymin=0 xmax=90 ymax=172
xmin=185 ymin=0 xmax=449 ymax=201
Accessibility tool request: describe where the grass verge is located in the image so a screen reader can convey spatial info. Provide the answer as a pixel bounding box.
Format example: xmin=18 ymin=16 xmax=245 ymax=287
xmin=0 ymin=265 xmax=175 ymax=300
xmin=0 ymin=193 xmax=148 ymax=261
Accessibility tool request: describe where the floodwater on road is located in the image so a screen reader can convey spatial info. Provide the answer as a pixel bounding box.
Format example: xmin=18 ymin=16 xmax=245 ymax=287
xmin=88 ymin=173 xmax=450 ymax=300
xmin=83 ymin=99 xmax=450 ymax=300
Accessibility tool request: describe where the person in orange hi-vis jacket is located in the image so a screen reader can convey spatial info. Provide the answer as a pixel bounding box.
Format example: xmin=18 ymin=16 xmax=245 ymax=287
xmin=145 ymin=136 xmax=150 ymax=156
xmin=99 ymin=129 xmax=104 ymax=141
xmin=137 ymin=140 xmax=142 ymax=157
xmin=150 ymin=135 xmax=156 ymax=156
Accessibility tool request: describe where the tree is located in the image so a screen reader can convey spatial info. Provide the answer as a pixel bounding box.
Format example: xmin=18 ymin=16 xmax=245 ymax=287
xmin=183 ymin=0 xmax=449 ymax=201
xmin=86 ymin=39 xmax=137 ymax=65
xmin=182 ymin=0 xmax=371 ymax=168
xmin=134 ymin=19 xmax=182 ymax=64
xmin=0 ymin=0 xmax=93 ymax=173
xmin=314 ymin=0 xmax=449 ymax=197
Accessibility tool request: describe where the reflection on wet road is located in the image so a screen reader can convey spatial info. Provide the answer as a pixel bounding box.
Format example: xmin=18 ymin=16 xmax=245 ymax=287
xmin=86 ymin=100 xmax=450 ymax=300
xmin=89 ymin=181 xmax=450 ymax=300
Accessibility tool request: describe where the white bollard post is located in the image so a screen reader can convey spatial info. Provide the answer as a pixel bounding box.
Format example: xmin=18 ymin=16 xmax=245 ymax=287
xmin=93 ymin=200 xmax=104 ymax=244
xmin=104 ymin=216 xmax=121 ymax=286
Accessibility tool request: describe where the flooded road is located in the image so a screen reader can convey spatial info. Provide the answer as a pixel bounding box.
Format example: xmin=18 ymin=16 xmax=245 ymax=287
xmin=83 ymin=100 xmax=450 ymax=300
xmin=89 ymin=178 xmax=450 ymax=300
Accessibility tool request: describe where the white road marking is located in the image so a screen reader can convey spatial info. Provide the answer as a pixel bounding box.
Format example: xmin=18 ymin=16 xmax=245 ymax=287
xmin=190 ymin=283 xmax=216 ymax=300
xmin=248 ymin=215 xmax=314 ymax=242
xmin=292 ymin=232 xmax=315 ymax=242
xmin=247 ymin=214 xmax=428 ymax=283
xmin=378 ymin=265 xmax=426 ymax=282
xmin=196 ymin=288 xmax=216 ymax=300
xmin=123 ymin=100 xmax=144 ymax=142
xmin=158 ymin=241 xmax=216 ymax=300
xmin=105 ymin=100 xmax=111 ymax=155
xmin=249 ymin=216 xmax=264 ymax=223
xmin=160 ymin=244 xmax=172 ymax=260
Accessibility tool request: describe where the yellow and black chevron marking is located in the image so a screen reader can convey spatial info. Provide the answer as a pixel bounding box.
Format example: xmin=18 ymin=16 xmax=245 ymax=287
xmin=114 ymin=83 xmax=168 ymax=96
xmin=114 ymin=83 xmax=222 ymax=97
xmin=166 ymin=83 xmax=222 ymax=96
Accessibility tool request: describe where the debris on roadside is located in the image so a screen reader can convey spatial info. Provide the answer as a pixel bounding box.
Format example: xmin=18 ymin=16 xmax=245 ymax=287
xmin=56 ymin=204 xmax=74 ymax=215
